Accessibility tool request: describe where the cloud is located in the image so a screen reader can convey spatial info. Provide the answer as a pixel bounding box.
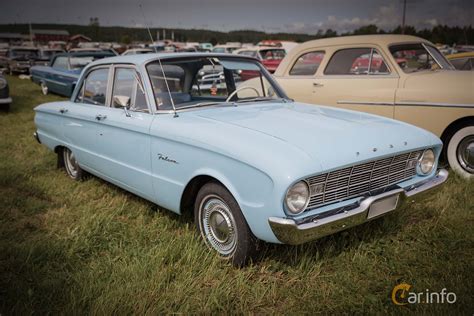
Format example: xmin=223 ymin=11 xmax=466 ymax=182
xmin=284 ymin=3 xmax=473 ymax=34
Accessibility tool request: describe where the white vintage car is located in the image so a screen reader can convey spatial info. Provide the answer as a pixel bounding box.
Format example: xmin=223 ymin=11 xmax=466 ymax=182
xmin=274 ymin=35 xmax=474 ymax=179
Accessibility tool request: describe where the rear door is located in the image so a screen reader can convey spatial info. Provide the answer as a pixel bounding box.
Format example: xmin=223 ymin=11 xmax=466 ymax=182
xmin=62 ymin=66 xmax=111 ymax=169
xmin=313 ymin=46 xmax=398 ymax=118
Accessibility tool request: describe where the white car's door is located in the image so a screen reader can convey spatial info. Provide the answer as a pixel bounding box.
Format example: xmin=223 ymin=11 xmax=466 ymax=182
xmin=274 ymin=50 xmax=325 ymax=104
xmin=312 ymin=46 xmax=398 ymax=119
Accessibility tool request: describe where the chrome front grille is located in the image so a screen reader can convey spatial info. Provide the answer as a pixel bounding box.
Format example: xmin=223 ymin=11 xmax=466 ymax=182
xmin=305 ymin=150 xmax=423 ymax=210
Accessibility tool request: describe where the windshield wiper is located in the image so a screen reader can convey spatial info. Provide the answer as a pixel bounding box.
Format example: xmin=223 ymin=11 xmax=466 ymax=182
xmin=176 ymin=101 xmax=231 ymax=110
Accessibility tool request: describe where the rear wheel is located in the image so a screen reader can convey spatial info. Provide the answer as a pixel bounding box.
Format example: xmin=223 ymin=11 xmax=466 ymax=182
xmin=446 ymin=125 xmax=474 ymax=179
xmin=62 ymin=148 xmax=85 ymax=180
xmin=40 ymin=82 xmax=48 ymax=95
xmin=195 ymin=182 xmax=258 ymax=266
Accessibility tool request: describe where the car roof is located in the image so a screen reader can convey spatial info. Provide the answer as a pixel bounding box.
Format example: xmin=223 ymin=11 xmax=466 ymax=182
xmin=53 ymin=51 xmax=116 ymax=58
xmin=295 ymin=34 xmax=432 ymax=49
xmin=86 ymin=52 xmax=259 ymax=68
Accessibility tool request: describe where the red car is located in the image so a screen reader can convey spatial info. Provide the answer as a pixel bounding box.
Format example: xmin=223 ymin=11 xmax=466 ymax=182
xmin=234 ymin=47 xmax=286 ymax=73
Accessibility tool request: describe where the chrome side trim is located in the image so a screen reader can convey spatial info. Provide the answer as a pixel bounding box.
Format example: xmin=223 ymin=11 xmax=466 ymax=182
xmin=395 ymin=101 xmax=474 ymax=109
xmin=337 ymin=100 xmax=474 ymax=108
xmin=269 ymin=169 xmax=448 ymax=245
xmin=337 ymin=100 xmax=395 ymax=106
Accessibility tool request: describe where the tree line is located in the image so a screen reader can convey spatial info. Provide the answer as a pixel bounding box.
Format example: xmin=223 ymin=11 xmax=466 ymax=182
xmin=0 ymin=23 xmax=472 ymax=45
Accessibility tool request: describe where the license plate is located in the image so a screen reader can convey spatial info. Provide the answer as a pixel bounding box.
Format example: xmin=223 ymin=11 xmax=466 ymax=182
xmin=367 ymin=194 xmax=400 ymax=219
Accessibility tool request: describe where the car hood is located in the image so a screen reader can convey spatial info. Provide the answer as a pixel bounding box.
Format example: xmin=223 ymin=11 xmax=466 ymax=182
xmin=182 ymin=101 xmax=440 ymax=177
xmin=403 ymin=69 xmax=474 ymax=91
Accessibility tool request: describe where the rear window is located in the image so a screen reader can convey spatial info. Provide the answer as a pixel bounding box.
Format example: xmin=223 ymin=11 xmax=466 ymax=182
xmin=289 ymin=51 xmax=325 ymax=76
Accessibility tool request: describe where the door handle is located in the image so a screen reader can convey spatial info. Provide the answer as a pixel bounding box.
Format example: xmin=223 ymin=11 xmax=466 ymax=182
xmin=313 ymin=82 xmax=324 ymax=87
xmin=59 ymin=108 xmax=68 ymax=114
xmin=95 ymin=114 xmax=107 ymax=121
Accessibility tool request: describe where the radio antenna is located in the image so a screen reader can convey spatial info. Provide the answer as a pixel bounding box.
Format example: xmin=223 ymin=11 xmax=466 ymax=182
xmin=139 ymin=2 xmax=178 ymax=117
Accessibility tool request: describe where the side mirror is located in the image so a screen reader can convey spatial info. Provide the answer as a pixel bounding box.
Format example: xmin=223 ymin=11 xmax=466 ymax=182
xmin=113 ymin=95 xmax=131 ymax=108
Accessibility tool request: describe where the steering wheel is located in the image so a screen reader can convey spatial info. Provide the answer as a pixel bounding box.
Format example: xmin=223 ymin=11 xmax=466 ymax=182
xmin=225 ymin=86 xmax=260 ymax=102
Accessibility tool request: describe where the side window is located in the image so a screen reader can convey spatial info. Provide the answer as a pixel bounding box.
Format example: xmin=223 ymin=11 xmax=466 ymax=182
xmin=111 ymin=68 xmax=149 ymax=112
xmin=289 ymin=51 xmax=325 ymax=76
xmin=52 ymin=57 xmax=68 ymax=69
xmin=369 ymin=50 xmax=390 ymax=74
xmin=77 ymin=68 xmax=109 ymax=106
xmin=325 ymin=48 xmax=390 ymax=75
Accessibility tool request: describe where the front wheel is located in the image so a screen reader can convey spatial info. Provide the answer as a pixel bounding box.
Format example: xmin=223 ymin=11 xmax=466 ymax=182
xmin=62 ymin=147 xmax=85 ymax=180
xmin=446 ymin=125 xmax=474 ymax=179
xmin=195 ymin=182 xmax=258 ymax=266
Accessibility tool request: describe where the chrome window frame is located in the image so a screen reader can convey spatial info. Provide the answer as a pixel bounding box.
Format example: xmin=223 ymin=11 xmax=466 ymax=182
xmin=74 ymin=65 xmax=112 ymax=107
xmin=109 ymin=64 xmax=151 ymax=114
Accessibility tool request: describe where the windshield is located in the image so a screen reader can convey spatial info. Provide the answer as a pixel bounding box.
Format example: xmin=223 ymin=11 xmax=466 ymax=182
xmin=146 ymin=57 xmax=288 ymax=111
xmin=389 ymin=43 xmax=454 ymax=73
xmin=11 ymin=49 xmax=39 ymax=59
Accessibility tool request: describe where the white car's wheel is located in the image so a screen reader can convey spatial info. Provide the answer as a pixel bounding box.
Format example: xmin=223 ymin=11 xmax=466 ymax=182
xmin=40 ymin=82 xmax=48 ymax=95
xmin=446 ymin=125 xmax=474 ymax=179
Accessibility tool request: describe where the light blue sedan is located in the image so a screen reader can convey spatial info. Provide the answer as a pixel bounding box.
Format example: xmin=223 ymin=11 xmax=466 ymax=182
xmin=34 ymin=53 xmax=448 ymax=266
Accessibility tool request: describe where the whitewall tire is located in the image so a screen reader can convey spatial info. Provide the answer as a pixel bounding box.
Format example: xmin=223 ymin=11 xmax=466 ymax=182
xmin=446 ymin=125 xmax=474 ymax=179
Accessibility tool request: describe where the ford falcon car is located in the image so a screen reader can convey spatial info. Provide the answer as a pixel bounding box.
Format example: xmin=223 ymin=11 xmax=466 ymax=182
xmin=34 ymin=53 xmax=448 ymax=266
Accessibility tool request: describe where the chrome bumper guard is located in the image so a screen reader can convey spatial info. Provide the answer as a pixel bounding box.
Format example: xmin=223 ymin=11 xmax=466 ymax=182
xmin=269 ymin=169 xmax=449 ymax=245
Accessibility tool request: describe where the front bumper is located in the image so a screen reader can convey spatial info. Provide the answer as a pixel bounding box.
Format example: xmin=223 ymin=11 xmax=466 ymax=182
xmin=268 ymin=169 xmax=448 ymax=245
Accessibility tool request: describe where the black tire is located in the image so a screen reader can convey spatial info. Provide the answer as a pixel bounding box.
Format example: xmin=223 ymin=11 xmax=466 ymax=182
xmin=62 ymin=147 xmax=85 ymax=180
xmin=194 ymin=182 xmax=259 ymax=267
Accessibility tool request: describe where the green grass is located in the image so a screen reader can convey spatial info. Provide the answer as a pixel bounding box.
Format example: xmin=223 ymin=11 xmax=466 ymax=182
xmin=0 ymin=75 xmax=473 ymax=314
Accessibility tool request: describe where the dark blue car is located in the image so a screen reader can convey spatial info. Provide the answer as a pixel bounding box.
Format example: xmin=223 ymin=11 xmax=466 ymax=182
xmin=30 ymin=52 xmax=115 ymax=97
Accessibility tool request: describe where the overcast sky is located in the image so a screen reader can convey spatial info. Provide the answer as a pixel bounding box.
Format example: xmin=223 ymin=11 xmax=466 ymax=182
xmin=0 ymin=0 xmax=472 ymax=33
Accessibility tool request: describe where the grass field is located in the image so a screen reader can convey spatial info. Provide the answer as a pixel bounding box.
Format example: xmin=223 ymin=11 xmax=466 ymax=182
xmin=0 ymin=75 xmax=473 ymax=314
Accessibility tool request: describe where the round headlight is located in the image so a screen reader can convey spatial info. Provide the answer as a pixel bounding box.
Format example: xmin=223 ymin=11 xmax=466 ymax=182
xmin=285 ymin=181 xmax=310 ymax=215
xmin=419 ymin=149 xmax=435 ymax=175
xmin=0 ymin=78 xmax=6 ymax=89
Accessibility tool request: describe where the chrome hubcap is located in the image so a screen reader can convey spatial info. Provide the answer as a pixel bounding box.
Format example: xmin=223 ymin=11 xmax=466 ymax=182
xmin=457 ymin=136 xmax=474 ymax=174
xmin=200 ymin=195 xmax=237 ymax=256
xmin=64 ymin=149 xmax=78 ymax=177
